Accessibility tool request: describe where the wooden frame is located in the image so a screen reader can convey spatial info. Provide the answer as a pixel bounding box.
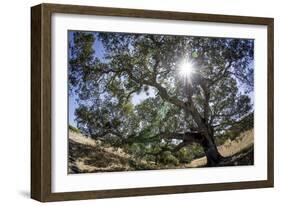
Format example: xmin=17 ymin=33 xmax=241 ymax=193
xmin=31 ymin=3 xmax=274 ymax=202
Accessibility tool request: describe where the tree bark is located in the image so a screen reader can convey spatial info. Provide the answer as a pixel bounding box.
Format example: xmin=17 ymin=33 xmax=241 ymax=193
xmin=172 ymin=130 xmax=223 ymax=166
xmin=200 ymin=135 xmax=223 ymax=166
xmin=177 ymin=127 xmax=223 ymax=166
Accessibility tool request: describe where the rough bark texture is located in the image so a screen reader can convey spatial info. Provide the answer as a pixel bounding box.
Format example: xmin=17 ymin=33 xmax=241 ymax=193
xmin=200 ymin=136 xmax=223 ymax=166
xmin=179 ymin=128 xmax=223 ymax=166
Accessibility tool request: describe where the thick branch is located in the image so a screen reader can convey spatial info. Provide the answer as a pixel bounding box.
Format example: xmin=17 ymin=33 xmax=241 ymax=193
xmin=107 ymin=62 xmax=211 ymax=143
xmin=159 ymin=131 xmax=203 ymax=142
xmin=200 ymin=81 xmax=210 ymax=121
xmin=209 ymin=61 xmax=233 ymax=86
xmin=125 ymin=67 xmax=186 ymax=109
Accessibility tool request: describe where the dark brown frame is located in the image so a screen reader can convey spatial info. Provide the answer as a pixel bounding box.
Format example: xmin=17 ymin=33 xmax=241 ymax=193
xmin=31 ymin=3 xmax=274 ymax=202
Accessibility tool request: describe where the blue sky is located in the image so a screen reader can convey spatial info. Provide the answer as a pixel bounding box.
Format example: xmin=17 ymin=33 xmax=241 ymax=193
xmin=68 ymin=31 xmax=155 ymax=127
xmin=68 ymin=31 xmax=105 ymax=126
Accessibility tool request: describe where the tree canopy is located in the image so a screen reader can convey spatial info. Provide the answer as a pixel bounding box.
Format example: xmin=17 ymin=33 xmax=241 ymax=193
xmin=68 ymin=31 xmax=254 ymax=166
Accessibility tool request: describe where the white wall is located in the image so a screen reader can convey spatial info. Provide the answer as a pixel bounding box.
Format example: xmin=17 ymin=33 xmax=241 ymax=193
xmin=0 ymin=0 xmax=279 ymax=205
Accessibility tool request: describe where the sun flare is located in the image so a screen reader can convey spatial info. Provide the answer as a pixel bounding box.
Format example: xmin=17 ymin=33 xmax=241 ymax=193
xmin=178 ymin=60 xmax=194 ymax=79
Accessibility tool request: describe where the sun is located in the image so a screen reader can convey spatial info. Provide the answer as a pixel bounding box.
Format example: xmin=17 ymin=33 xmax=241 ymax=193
xmin=178 ymin=59 xmax=195 ymax=79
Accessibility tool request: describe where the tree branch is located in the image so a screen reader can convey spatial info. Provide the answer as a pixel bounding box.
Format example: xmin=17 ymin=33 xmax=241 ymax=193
xmin=209 ymin=61 xmax=233 ymax=86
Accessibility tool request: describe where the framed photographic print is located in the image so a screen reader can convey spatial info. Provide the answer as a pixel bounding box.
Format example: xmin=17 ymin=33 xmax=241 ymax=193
xmin=31 ymin=3 xmax=274 ymax=202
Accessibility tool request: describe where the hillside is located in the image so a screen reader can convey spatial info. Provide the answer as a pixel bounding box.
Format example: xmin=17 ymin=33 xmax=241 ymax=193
xmin=68 ymin=129 xmax=254 ymax=174
xmin=68 ymin=131 xmax=156 ymax=173
xmin=187 ymin=129 xmax=254 ymax=167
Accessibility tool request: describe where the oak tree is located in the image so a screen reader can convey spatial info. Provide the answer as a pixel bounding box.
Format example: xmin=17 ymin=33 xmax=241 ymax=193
xmin=69 ymin=31 xmax=254 ymax=166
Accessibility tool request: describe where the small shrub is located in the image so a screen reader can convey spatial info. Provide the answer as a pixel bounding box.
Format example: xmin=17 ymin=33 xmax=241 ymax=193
xmin=160 ymin=151 xmax=179 ymax=166
xmin=176 ymin=148 xmax=194 ymax=163
xmin=69 ymin=125 xmax=80 ymax=133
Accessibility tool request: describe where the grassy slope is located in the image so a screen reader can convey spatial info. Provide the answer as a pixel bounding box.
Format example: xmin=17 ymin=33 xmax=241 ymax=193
xmin=68 ymin=129 xmax=254 ymax=174
xmin=68 ymin=131 xmax=155 ymax=173
xmin=187 ymin=129 xmax=254 ymax=167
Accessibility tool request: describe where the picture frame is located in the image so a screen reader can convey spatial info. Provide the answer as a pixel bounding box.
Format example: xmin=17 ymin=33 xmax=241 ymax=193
xmin=31 ymin=3 xmax=274 ymax=202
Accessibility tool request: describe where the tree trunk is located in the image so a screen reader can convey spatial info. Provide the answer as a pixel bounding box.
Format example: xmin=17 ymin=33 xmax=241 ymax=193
xmin=200 ymin=135 xmax=223 ymax=166
xmin=182 ymin=129 xmax=223 ymax=166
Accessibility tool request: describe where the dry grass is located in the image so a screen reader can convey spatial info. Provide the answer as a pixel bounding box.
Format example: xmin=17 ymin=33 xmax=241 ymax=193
xmin=68 ymin=131 xmax=155 ymax=173
xmin=69 ymin=131 xmax=129 ymax=158
xmin=68 ymin=129 xmax=254 ymax=173
xmin=187 ymin=129 xmax=254 ymax=167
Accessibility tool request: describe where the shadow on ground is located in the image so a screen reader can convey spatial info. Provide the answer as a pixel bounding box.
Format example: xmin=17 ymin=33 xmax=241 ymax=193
xmin=218 ymin=145 xmax=254 ymax=167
